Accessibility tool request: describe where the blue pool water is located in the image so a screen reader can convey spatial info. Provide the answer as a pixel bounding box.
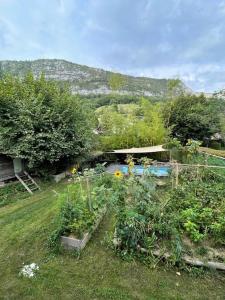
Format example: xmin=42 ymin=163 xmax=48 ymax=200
xmin=119 ymin=165 xmax=171 ymax=177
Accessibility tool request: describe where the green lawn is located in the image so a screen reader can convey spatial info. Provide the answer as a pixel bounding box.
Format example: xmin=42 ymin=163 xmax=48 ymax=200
xmin=200 ymin=147 xmax=225 ymax=159
xmin=0 ymin=181 xmax=225 ymax=300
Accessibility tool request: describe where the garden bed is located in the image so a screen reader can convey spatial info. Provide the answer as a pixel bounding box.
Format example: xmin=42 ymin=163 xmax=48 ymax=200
xmin=61 ymin=206 xmax=107 ymax=250
xmin=110 ymin=162 xmax=225 ymax=270
xmin=52 ymin=172 xmax=67 ymax=183
xmin=138 ymin=247 xmax=225 ymax=271
xmin=49 ymin=172 xmax=114 ymax=251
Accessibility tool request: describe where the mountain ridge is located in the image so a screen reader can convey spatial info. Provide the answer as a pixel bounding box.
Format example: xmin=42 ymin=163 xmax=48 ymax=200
xmin=0 ymin=59 xmax=191 ymax=97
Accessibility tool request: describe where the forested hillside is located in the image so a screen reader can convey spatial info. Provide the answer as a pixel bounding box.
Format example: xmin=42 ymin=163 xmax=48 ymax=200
xmin=0 ymin=59 xmax=190 ymax=97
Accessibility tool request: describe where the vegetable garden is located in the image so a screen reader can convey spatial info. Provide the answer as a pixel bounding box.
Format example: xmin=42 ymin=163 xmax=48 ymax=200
xmin=49 ymin=158 xmax=225 ymax=271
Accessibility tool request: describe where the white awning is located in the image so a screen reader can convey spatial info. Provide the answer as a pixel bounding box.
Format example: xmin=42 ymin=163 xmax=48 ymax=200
xmin=107 ymin=145 xmax=168 ymax=154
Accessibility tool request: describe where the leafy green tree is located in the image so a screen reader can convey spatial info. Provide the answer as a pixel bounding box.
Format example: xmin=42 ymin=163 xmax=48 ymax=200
xmin=0 ymin=74 xmax=94 ymax=170
xmin=167 ymin=78 xmax=182 ymax=98
xmin=96 ymin=99 xmax=168 ymax=150
xmin=108 ymin=73 xmax=126 ymax=92
xmin=166 ymin=94 xmax=220 ymax=144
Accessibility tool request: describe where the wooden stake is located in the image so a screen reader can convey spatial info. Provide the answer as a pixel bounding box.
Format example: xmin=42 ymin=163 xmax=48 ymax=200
xmin=175 ymin=162 xmax=179 ymax=188
xmin=86 ymin=177 xmax=92 ymax=211
xmin=196 ymin=164 xmax=200 ymax=180
xmin=79 ymin=177 xmax=83 ymax=195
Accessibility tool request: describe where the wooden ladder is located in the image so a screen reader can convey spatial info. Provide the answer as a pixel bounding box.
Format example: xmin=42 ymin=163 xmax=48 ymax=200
xmin=15 ymin=171 xmax=41 ymax=194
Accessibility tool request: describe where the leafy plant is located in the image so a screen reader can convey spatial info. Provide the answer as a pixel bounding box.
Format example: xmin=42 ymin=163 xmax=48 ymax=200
xmin=49 ymin=173 xmax=114 ymax=248
xmin=0 ymin=73 xmax=94 ymax=171
xmin=110 ymin=160 xmax=225 ymax=267
xmin=166 ymin=94 xmax=221 ymax=143
xmin=96 ymin=99 xmax=168 ymax=151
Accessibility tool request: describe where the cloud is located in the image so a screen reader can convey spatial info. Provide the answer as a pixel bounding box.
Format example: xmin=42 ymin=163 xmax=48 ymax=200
xmin=124 ymin=63 xmax=225 ymax=92
xmin=57 ymin=0 xmax=65 ymax=14
xmin=0 ymin=0 xmax=225 ymax=92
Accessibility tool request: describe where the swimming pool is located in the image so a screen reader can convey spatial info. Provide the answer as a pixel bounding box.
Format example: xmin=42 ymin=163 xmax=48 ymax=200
xmin=119 ymin=165 xmax=171 ymax=177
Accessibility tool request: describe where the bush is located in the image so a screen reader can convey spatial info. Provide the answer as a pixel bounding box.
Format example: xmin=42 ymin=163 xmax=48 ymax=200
xmin=0 ymin=74 xmax=94 ymax=171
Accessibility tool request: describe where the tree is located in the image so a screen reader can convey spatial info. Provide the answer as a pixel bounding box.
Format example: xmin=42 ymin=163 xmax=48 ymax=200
xmin=167 ymin=78 xmax=182 ymax=98
xmin=0 ymin=74 xmax=94 ymax=170
xmin=166 ymin=94 xmax=220 ymax=144
xmin=96 ymin=99 xmax=168 ymax=150
xmin=108 ymin=73 xmax=126 ymax=92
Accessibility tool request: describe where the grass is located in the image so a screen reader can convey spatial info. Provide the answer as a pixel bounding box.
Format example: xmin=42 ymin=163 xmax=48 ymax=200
xmin=0 ymin=181 xmax=225 ymax=299
xmin=0 ymin=181 xmax=27 ymax=207
xmin=187 ymin=152 xmax=225 ymax=177
xmin=200 ymin=147 xmax=225 ymax=159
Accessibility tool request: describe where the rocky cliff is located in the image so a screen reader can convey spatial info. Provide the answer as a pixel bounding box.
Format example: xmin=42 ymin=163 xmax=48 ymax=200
xmin=0 ymin=59 xmax=190 ymax=97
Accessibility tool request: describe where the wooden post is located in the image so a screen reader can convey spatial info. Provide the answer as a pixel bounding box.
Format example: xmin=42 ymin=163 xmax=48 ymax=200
xmin=171 ymin=163 xmax=175 ymax=189
xmin=196 ymin=164 xmax=199 ymax=180
xmin=171 ymin=173 xmax=174 ymax=189
xmin=175 ymin=162 xmax=179 ymax=188
xmin=79 ymin=177 xmax=83 ymax=195
xmin=86 ymin=177 xmax=92 ymax=211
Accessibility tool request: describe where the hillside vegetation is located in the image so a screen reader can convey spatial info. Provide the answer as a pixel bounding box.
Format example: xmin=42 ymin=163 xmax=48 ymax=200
xmin=0 ymin=59 xmax=189 ymax=97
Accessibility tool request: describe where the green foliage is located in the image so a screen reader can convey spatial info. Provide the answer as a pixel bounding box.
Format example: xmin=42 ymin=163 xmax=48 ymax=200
xmin=94 ymin=163 xmax=106 ymax=174
xmin=84 ymin=94 xmax=141 ymax=109
xmin=0 ymin=182 xmax=26 ymax=207
xmin=200 ymin=147 xmax=225 ymax=158
xmin=169 ymin=169 xmax=225 ymax=244
xmin=166 ymin=94 xmax=221 ymax=143
xmin=185 ymin=139 xmax=202 ymax=154
xmin=110 ymin=161 xmax=225 ymax=266
xmin=97 ymin=99 xmax=168 ymax=150
xmin=183 ymin=151 xmax=225 ymax=177
xmin=167 ymin=78 xmax=183 ymax=98
xmin=60 ymin=198 xmax=96 ymax=239
xmin=49 ymin=173 xmax=114 ymax=246
xmin=108 ymin=73 xmax=126 ymax=91
xmin=164 ymin=138 xmax=182 ymax=150
xmin=184 ymin=139 xmax=202 ymax=162
xmin=112 ymin=174 xmax=165 ymax=253
xmin=0 ymin=74 xmax=94 ymax=170
xmin=2 ymin=181 xmax=225 ymax=299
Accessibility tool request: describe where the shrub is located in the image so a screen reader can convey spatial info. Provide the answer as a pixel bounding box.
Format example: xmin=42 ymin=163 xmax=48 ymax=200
xmin=0 ymin=74 xmax=94 ymax=171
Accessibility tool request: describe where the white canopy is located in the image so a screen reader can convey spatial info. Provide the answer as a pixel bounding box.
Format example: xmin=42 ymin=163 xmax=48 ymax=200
xmin=108 ymin=145 xmax=168 ymax=154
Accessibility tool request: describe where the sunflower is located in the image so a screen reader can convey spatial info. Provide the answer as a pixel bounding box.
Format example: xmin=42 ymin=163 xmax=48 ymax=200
xmin=71 ymin=167 xmax=77 ymax=175
xmin=114 ymin=170 xmax=123 ymax=179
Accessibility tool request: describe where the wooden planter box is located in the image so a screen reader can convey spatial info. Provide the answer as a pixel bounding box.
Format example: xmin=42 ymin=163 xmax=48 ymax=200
xmin=52 ymin=172 xmax=66 ymax=183
xmin=61 ymin=206 xmax=107 ymax=251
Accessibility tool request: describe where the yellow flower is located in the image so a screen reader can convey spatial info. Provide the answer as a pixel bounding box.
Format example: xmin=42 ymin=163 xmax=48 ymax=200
xmin=71 ymin=167 xmax=77 ymax=175
xmin=114 ymin=170 xmax=123 ymax=179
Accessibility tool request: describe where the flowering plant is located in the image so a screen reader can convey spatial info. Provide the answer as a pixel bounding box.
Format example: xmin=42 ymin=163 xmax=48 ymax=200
xmin=19 ymin=263 xmax=39 ymax=278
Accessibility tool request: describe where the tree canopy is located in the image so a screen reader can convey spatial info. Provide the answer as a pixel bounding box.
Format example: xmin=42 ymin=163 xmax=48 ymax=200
xmin=165 ymin=94 xmax=221 ymax=144
xmin=0 ymin=74 xmax=94 ymax=170
xmin=96 ymin=99 xmax=168 ymax=150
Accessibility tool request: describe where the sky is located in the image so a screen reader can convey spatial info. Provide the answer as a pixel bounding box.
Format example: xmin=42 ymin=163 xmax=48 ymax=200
xmin=0 ymin=0 xmax=225 ymax=92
